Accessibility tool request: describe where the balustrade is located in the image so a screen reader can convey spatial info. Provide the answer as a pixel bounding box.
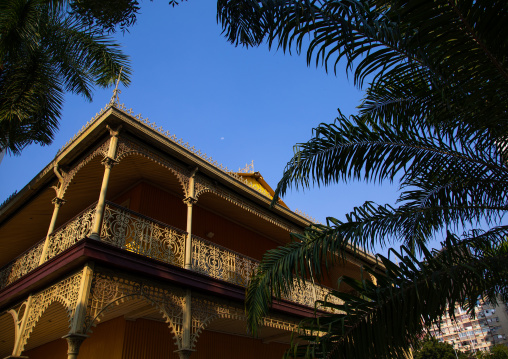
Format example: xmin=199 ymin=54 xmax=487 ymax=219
xmin=101 ymin=203 xmax=185 ymax=267
xmin=0 ymin=202 xmax=342 ymax=312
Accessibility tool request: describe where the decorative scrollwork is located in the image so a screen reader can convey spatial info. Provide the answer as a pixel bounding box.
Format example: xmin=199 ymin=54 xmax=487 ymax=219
xmin=61 ymin=139 xmax=111 ymax=196
xmin=0 ymin=241 xmax=44 ymax=290
xmin=194 ymin=175 xmax=300 ymax=234
xmin=101 ymin=203 xmax=186 ymax=267
xmin=191 ymin=235 xmax=258 ymax=287
xmin=43 ymin=205 xmax=96 ymax=262
xmin=86 ymin=269 xmax=186 ymax=348
xmin=20 ymin=272 xmax=83 ymax=351
xmin=115 ymin=137 xmax=190 ymax=197
xmin=190 ymin=293 xmax=301 ymax=348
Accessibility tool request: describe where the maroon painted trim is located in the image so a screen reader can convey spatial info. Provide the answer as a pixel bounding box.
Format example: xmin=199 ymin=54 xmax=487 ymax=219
xmin=0 ymin=238 xmax=318 ymax=318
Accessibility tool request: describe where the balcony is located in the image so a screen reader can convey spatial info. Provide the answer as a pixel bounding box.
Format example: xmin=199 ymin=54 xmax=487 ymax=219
xmin=0 ymin=201 xmax=341 ymax=311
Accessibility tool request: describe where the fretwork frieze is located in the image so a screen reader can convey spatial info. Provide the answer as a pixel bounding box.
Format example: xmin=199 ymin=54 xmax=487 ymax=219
xmin=19 ymin=272 xmax=83 ymax=352
xmin=115 ymin=137 xmax=191 ymax=196
xmin=61 ymin=139 xmax=111 ymax=196
xmin=86 ymin=269 xmax=300 ymax=350
xmin=86 ymin=269 xmax=186 ymax=347
xmin=194 ymin=175 xmax=300 ymax=234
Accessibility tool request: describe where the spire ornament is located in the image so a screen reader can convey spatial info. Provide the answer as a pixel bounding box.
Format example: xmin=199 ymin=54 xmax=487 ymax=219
xmin=108 ymin=67 xmax=123 ymax=107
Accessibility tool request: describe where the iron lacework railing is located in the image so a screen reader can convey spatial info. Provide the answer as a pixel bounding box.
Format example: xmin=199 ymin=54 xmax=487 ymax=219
xmin=0 ymin=202 xmax=341 ymax=311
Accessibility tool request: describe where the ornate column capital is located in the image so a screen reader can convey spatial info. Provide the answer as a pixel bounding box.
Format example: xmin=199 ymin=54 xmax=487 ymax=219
xmin=183 ymin=197 xmax=197 ymax=206
xmin=63 ymin=333 xmax=89 ymax=357
xmin=101 ymin=156 xmax=118 ymax=169
xmin=51 ymin=197 xmax=66 ymax=206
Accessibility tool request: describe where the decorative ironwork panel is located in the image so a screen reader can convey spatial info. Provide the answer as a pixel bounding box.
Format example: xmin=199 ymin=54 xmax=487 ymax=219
xmin=44 ymin=206 xmax=96 ymax=262
xmin=283 ymin=279 xmax=318 ymax=308
xmin=101 ymin=203 xmax=186 ymax=267
xmin=194 ymin=175 xmax=301 ymax=234
xmin=115 ymin=137 xmax=190 ymax=196
xmin=191 ymin=235 xmax=258 ymax=287
xmin=61 ymin=140 xmax=110 ymax=196
xmin=315 ymin=285 xmax=344 ymax=312
xmin=86 ymin=269 xmax=186 ymax=348
xmin=190 ymin=293 xmax=301 ymax=348
xmin=20 ymin=272 xmax=83 ymax=351
xmin=0 ymin=241 xmax=44 ymax=289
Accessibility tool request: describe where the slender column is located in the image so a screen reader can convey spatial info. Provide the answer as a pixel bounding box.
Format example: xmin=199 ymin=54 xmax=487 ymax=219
xmin=90 ymin=126 xmax=121 ymax=240
xmin=62 ymin=262 xmax=94 ymax=359
xmin=39 ymin=165 xmax=66 ymax=265
xmin=176 ymin=289 xmax=194 ymax=359
xmin=69 ymin=263 xmax=94 ymax=333
xmin=38 ymin=197 xmax=66 ymax=265
xmin=183 ymin=168 xmax=198 ymax=270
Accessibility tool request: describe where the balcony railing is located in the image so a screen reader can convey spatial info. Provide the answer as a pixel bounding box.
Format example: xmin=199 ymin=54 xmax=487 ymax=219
xmin=0 ymin=202 xmax=342 ymax=311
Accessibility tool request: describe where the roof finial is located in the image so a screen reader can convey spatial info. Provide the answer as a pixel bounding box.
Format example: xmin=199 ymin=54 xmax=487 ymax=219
xmin=109 ymin=67 xmax=123 ymax=107
xmin=238 ymin=160 xmax=254 ymax=173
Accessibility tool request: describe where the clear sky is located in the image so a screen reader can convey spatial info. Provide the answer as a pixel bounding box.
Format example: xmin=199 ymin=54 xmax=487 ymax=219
xmin=1 ymin=0 xmax=402 ymax=254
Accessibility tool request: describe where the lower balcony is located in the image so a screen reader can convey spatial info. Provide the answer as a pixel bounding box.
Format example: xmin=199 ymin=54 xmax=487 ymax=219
xmin=0 ymin=201 xmax=341 ymax=311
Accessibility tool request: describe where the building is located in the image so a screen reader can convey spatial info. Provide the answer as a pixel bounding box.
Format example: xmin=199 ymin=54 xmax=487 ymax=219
xmin=0 ymin=97 xmax=379 ymax=359
xmin=429 ymin=299 xmax=508 ymax=353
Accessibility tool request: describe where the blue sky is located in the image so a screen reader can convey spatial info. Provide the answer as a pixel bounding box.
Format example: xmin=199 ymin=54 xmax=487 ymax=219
xmin=1 ymin=0 xmax=403 ymax=253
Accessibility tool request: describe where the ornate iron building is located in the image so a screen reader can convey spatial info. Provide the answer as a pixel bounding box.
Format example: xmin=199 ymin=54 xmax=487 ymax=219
xmin=0 ymin=99 xmax=380 ymax=359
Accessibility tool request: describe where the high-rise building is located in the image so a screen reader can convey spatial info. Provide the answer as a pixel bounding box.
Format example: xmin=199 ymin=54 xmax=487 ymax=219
xmin=429 ymin=299 xmax=508 ymax=353
xmin=0 ymin=99 xmax=380 ymax=359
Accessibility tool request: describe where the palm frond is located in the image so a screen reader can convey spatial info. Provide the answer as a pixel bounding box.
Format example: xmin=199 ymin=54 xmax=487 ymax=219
xmin=284 ymin=232 xmax=508 ymax=358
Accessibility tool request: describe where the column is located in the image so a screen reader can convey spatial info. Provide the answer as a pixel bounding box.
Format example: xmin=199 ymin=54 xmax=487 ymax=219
xmin=183 ymin=168 xmax=198 ymax=270
xmin=89 ymin=126 xmax=121 ymax=240
xmin=62 ymin=334 xmax=88 ymax=359
xmin=63 ymin=262 xmax=94 ymax=359
xmin=39 ymin=165 xmax=66 ymax=265
xmin=176 ymin=289 xmax=194 ymax=359
xmin=178 ymin=168 xmax=198 ymax=359
xmin=38 ymin=197 xmax=65 ymax=265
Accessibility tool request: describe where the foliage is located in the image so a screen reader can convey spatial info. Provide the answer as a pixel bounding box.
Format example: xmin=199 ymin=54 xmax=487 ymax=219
xmin=67 ymin=0 xmax=142 ymax=33
xmin=217 ymin=0 xmax=508 ymax=358
xmin=478 ymin=345 xmax=508 ymax=359
xmin=0 ymin=0 xmax=131 ymax=154
xmin=414 ymin=337 xmax=468 ymax=359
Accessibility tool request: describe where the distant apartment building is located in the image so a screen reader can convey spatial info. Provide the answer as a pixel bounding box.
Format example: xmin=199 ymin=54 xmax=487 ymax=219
xmin=429 ymin=299 xmax=508 ymax=353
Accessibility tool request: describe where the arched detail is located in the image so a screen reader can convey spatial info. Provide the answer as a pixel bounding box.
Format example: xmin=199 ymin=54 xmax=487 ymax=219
xmin=86 ymin=269 xmax=186 ymax=350
xmin=189 ymin=294 xmax=300 ymax=349
xmin=60 ymin=139 xmax=111 ymax=197
xmin=19 ymin=272 xmax=83 ymax=352
xmin=194 ymin=174 xmax=300 ymax=234
xmin=115 ymin=137 xmax=190 ymax=197
xmin=190 ymin=295 xmax=246 ymax=349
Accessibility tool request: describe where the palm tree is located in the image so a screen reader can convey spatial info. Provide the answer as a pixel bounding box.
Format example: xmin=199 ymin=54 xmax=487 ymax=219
xmin=217 ymin=1 xmax=508 ymax=358
xmin=0 ymin=0 xmax=131 ymax=154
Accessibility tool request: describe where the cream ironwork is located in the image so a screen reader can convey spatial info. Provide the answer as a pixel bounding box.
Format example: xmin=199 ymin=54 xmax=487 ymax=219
xmin=100 ymin=202 xmax=186 ymax=266
xmin=192 ymin=235 xmax=258 ymax=287
xmin=13 ymin=272 xmax=83 ymax=356
xmin=0 ymin=202 xmax=341 ymax=312
xmin=85 ymin=268 xmax=300 ymax=358
xmin=0 ymin=242 xmax=44 ymax=289
xmin=43 ymin=205 xmax=96 ymax=262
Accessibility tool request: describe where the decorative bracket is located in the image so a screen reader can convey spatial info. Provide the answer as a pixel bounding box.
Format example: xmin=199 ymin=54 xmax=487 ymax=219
xmin=183 ymin=197 xmax=197 ymax=206
xmin=101 ymin=156 xmax=118 ymax=169
xmin=51 ymin=197 xmax=66 ymax=206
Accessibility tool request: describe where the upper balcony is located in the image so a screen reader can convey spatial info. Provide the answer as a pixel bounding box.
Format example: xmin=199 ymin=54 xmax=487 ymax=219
xmin=0 ymin=201 xmax=341 ymax=312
